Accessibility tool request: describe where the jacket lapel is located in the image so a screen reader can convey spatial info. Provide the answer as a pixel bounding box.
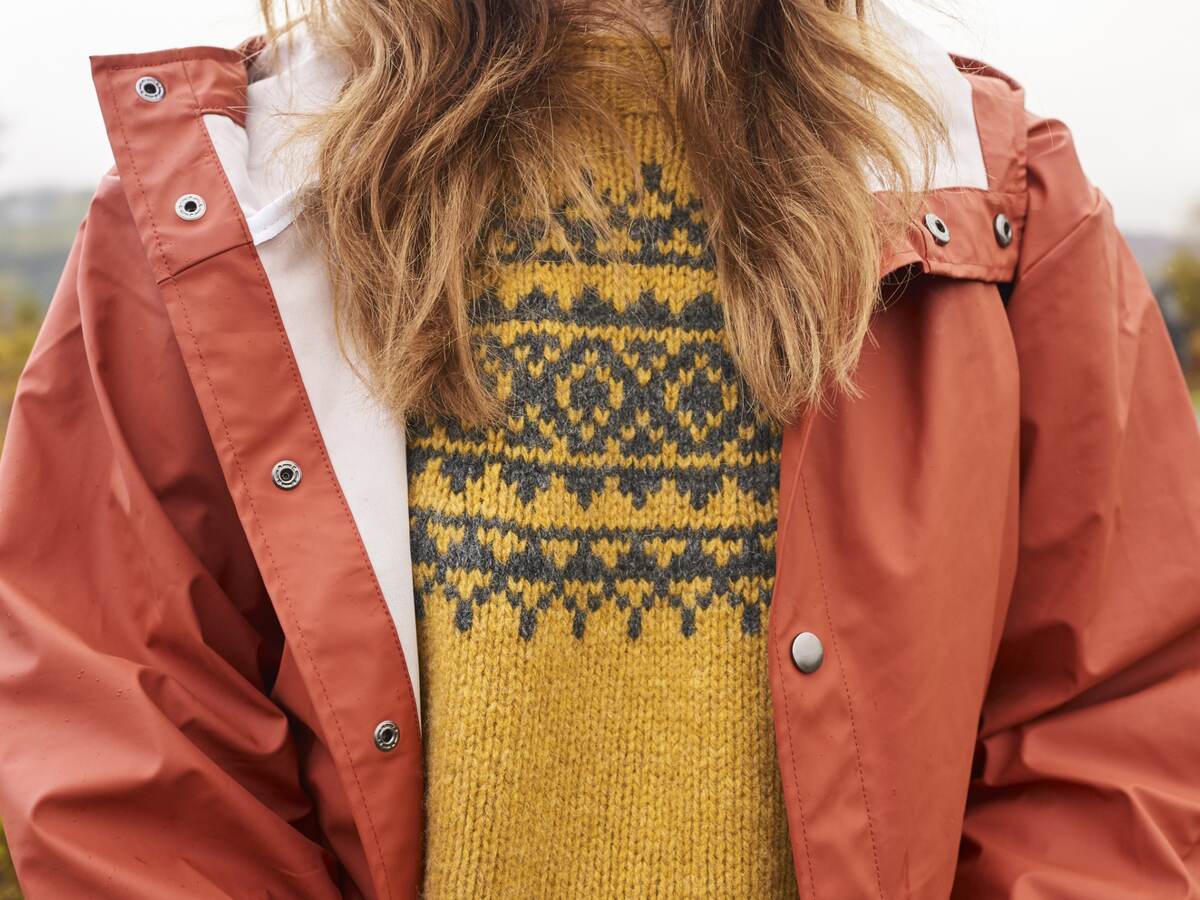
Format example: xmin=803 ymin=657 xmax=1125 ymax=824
xmin=89 ymin=10 xmax=1026 ymax=895
xmin=92 ymin=49 xmax=424 ymax=898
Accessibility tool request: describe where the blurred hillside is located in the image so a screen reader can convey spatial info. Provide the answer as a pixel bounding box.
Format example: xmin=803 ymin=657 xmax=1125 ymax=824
xmin=0 ymin=189 xmax=91 ymax=307
xmin=0 ymin=190 xmax=91 ymax=441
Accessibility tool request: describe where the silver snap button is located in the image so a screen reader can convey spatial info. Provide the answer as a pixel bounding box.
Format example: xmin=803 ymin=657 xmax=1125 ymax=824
xmin=135 ymin=76 xmax=165 ymax=102
xmin=923 ymin=212 xmax=951 ymax=246
xmin=994 ymin=213 xmax=1014 ymax=248
xmin=175 ymin=194 xmax=206 ymax=221
xmin=790 ymin=631 xmax=824 ymax=674
xmin=374 ymin=720 xmax=400 ymax=752
xmin=271 ymin=459 xmax=302 ymax=490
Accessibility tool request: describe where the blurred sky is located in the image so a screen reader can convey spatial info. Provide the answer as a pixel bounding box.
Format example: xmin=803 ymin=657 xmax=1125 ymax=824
xmin=2 ymin=0 xmax=1199 ymax=235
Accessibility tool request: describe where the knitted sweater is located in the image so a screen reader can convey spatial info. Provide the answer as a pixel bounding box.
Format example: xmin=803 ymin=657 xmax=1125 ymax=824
xmin=406 ymin=37 xmax=796 ymax=899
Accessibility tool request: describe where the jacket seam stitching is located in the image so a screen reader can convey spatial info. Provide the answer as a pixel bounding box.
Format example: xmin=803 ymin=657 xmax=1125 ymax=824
xmin=104 ymin=61 xmax=394 ymax=898
xmin=802 ymin=470 xmax=886 ymax=899
xmin=177 ymin=57 xmax=401 ymax=898
xmin=775 ymin=632 xmax=819 ymax=898
xmin=105 ymin=54 xmax=241 ymax=71
xmin=772 ymin=412 xmax=820 ymax=897
xmin=773 ymin=442 xmax=819 ymax=898
xmin=186 ymin=58 xmax=420 ymax=720
xmin=155 ymin=239 xmax=253 ymax=285
xmin=109 ymin=61 xmax=379 ymax=889
xmin=103 ymin=69 xmax=171 ymax=279
xmin=112 ymin=59 xmax=388 ymax=891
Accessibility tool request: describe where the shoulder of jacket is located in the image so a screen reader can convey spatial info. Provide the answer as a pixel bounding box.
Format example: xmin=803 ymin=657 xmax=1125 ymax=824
xmin=950 ymin=52 xmax=1106 ymax=279
xmin=70 ymin=168 xmax=176 ymax=334
xmin=951 ymin=56 xmax=1104 ymax=277
xmin=949 ymin=54 xmax=1031 ymax=197
xmin=82 ymin=167 xmax=154 ymax=264
xmin=951 ymin=53 xmax=1092 ymax=197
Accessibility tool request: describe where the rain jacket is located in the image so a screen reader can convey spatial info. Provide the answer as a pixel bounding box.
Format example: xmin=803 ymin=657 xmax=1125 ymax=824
xmin=1 ymin=8 xmax=1199 ymax=899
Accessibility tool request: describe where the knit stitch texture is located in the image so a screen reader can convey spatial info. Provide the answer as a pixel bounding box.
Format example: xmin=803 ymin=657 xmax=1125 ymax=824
xmin=406 ymin=37 xmax=797 ymax=899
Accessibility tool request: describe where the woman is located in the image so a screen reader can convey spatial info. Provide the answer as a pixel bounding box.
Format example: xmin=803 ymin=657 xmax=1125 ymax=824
xmin=1 ymin=0 xmax=1198 ymax=897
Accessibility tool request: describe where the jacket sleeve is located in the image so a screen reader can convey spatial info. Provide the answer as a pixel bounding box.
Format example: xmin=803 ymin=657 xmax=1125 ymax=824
xmin=0 ymin=175 xmax=343 ymax=898
xmin=953 ymin=116 xmax=1200 ymax=895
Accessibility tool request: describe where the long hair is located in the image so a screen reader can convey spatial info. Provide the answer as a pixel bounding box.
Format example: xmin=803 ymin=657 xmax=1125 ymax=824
xmin=259 ymin=0 xmax=943 ymax=426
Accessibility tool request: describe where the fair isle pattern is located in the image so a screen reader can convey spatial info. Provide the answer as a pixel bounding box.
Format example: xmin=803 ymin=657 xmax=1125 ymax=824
xmin=407 ymin=39 xmax=798 ymax=900
xmin=408 ymin=164 xmax=781 ymax=643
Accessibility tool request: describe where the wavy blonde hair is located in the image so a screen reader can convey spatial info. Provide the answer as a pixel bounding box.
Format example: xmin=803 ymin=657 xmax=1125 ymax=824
xmin=260 ymin=0 xmax=942 ymax=425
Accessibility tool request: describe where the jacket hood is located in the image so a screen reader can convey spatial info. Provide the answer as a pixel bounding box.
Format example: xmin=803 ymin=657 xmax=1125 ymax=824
xmin=221 ymin=2 xmax=991 ymax=249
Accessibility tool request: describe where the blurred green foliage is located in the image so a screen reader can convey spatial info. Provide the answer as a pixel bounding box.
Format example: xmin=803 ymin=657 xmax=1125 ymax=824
xmin=0 ymin=226 xmax=43 ymax=897
xmin=1165 ymin=208 xmax=1200 ymax=388
xmin=0 ymin=823 xmax=18 ymax=900
xmin=1171 ymin=250 xmax=1200 ymax=320
xmin=0 ymin=276 xmax=33 ymax=897
xmin=1169 ymin=249 xmax=1200 ymax=356
xmin=0 ymin=280 xmax=41 ymax=440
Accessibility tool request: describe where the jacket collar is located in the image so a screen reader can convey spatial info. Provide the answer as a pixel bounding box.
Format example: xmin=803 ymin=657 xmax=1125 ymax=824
xmin=219 ymin=3 xmax=1024 ymax=282
xmin=86 ymin=13 xmax=1030 ymax=894
xmin=89 ymin=5 xmax=1026 ymax=288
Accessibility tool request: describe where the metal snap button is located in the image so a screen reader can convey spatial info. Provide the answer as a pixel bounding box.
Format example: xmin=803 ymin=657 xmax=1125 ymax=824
xmin=135 ymin=76 xmax=165 ymax=102
xmin=271 ymin=459 xmax=302 ymax=490
xmin=994 ymin=213 xmax=1014 ymax=248
xmin=923 ymin=212 xmax=951 ymax=246
xmin=374 ymin=720 xmax=400 ymax=752
xmin=174 ymin=194 xmax=207 ymax=221
xmin=790 ymin=631 xmax=824 ymax=674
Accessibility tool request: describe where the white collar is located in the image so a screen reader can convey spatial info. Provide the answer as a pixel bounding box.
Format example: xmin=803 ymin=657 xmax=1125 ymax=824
xmin=228 ymin=3 xmax=987 ymax=247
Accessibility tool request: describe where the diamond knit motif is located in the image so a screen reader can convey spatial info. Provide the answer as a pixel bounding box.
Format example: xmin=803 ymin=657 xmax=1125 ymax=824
xmin=406 ymin=37 xmax=799 ymax=900
xmin=408 ymin=160 xmax=782 ymax=642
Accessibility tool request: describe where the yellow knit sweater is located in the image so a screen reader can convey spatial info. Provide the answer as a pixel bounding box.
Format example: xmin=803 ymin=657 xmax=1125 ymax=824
xmin=406 ymin=37 xmax=797 ymax=899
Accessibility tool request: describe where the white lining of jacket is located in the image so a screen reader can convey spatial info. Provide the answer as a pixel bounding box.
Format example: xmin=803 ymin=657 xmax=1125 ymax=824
xmin=202 ymin=4 xmax=989 ymax=727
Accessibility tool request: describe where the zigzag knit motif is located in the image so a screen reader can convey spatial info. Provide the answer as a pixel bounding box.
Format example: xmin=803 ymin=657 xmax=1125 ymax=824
xmin=406 ymin=37 xmax=798 ymax=899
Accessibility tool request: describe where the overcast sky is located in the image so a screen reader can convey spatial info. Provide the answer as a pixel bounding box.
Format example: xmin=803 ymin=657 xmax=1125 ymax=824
xmin=3 ymin=1 xmax=1198 ymax=235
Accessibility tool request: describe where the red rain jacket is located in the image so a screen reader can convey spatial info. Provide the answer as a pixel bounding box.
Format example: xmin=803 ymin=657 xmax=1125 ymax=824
xmin=1 ymin=15 xmax=1199 ymax=900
